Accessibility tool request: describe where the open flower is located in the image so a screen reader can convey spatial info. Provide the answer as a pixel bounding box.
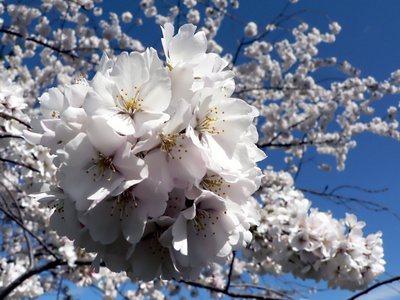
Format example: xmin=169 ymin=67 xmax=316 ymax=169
xmin=84 ymin=48 xmax=171 ymax=137
xmin=162 ymin=191 xmax=252 ymax=274
xmin=59 ymin=118 xmax=148 ymax=211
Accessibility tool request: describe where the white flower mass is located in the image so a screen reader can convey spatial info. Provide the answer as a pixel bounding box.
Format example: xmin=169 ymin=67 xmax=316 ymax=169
xmin=30 ymin=23 xmax=265 ymax=281
xmin=1 ymin=1 xmax=396 ymax=297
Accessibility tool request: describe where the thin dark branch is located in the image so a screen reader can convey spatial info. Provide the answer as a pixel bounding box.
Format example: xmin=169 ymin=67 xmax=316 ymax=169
xmin=235 ymin=86 xmax=313 ymax=95
xmin=180 ymin=279 xmax=291 ymax=300
xmin=0 ymin=157 xmax=40 ymax=172
xmin=0 ymin=259 xmax=95 ymax=299
xmin=242 ymin=2 xmax=291 ymax=46
xmin=66 ymin=0 xmax=90 ymax=12
xmin=0 ymin=134 xmax=23 ymax=139
xmin=257 ymin=115 xmax=319 ymax=148
xmin=0 ymin=181 xmax=34 ymax=267
xmin=348 ymin=276 xmax=400 ymax=300
xmin=299 ymin=187 xmax=400 ymax=221
xmin=0 ymin=112 xmax=32 ymax=129
xmin=0 ymin=28 xmax=93 ymax=63
xmin=0 ymin=189 xmax=18 ymax=219
xmin=197 ymin=0 xmax=247 ymax=25
xmin=330 ymin=185 xmax=388 ymax=195
xmin=231 ymin=37 xmax=244 ymax=67
xmin=259 ymin=139 xmax=341 ymax=149
xmin=293 ymin=133 xmax=307 ymax=182
xmin=115 ymin=284 xmax=130 ymax=300
xmin=231 ymin=283 xmax=297 ymax=300
xmin=225 ymin=251 xmax=235 ymax=292
xmin=0 ymin=206 xmax=59 ymax=260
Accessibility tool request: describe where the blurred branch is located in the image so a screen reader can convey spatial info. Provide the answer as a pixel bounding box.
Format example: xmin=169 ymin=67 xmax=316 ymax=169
xmin=0 ymin=112 xmax=32 ymax=129
xmin=0 ymin=28 xmax=93 ymax=63
xmin=225 ymin=251 xmax=235 ymax=292
xmin=299 ymin=186 xmax=400 ymax=221
xmin=0 ymin=181 xmax=34 ymax=267
xmin=180 ymin=279 xmax=295 ymax=300
xmin=0 ymin=206 xmax=59 ymax=260
xmin=0 ymin=157 xmax=39 ymax=172
xmin=348 ymin=276 xmax=400 ymax=300
xmin=230 ymin=283 xmax=297 ymax=300
xmin=257 ymin=115 xmax=319 ymax=148
xmin=197 ymin=0 xmax=247 ymax=25
xmin=0 ymin=259 xmax=96 ymax=299
xmin=0 ymin=134 xmax=23 ymax=139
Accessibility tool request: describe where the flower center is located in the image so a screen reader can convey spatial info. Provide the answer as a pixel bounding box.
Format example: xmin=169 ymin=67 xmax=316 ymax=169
xmin=160 ymin=133 xmax=177 ymax=154
xmin=160 ymin=132 xmax=188 ymax=160
xmin=193 ymin=209 xmax=223 ymax=238
xmin=115 ymin=87 xmax=144 ymax=116
xmin=200 ymin=174 xmax=230 ymax=197
xmin=86 ymin=152 xmax=116 ymax=182
xmin=109 ymin=190 xmax=138 ymax=221
xmin=196 ymin=106 xmax=226 ymax=136
xmin=197 ymin=116 xmax=218 ymax=134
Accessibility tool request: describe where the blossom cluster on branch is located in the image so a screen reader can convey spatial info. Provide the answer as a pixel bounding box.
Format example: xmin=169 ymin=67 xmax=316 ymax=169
xmin=0 ymin=0 xmax=398 ymax=299
xmin=26 ymin=23 xmax=265 ymax=282
xmin=243 ymin=169 xmax=385 ymax=291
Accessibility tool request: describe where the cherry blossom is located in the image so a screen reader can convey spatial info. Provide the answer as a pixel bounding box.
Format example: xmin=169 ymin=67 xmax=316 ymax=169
xmin=0 ymin=1 xmax=397 ymax=299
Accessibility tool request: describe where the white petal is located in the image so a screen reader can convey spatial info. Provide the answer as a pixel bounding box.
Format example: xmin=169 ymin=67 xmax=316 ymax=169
xmin=86 ymin=116 xmax=127 ymax=157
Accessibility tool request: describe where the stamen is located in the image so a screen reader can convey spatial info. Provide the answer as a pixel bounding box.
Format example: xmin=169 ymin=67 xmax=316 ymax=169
xmin=115 ymin=87 xmax=143 ymax=116
xmin=109 ymin=190 xmax=138 ymax=220
xmin=86 ymin=153 xmax=117 ymax=182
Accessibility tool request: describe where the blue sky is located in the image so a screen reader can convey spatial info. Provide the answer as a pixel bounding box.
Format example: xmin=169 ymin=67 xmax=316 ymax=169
xmin=40 ymin=0 xmax=400 ymax=299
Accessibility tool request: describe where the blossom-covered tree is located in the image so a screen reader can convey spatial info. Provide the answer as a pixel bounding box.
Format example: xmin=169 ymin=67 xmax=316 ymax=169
xmin=0 ymin=0 xmax=399 ymax=299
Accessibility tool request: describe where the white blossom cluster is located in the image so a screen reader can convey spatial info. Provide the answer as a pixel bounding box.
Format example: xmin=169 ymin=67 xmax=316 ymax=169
xmin=234 ymin=21 xmax=400 ymax=171
xmin=0 ymin=0 xmax=397 ymax=299
xmin=26 ymin=23 xmax=264 ymax=281
xmin=243 ymin=169 xmax=385 ymax=291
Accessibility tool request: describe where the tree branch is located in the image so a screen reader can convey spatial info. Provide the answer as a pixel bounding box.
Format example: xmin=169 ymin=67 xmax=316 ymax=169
xmin=299 ymin=187 xmax=400 ymax=221
xmin=0 ymin=206 xmax=59 ymax=260
xmin=0 ymin=28 xmax=93 ymax=63
xmin=224 ymin=251 xmax=235 ymax=292
xmin=0 ymin=112 xmax=32 ymax=129
xmin=347 ymin=276 xmax=400 ymax=300
xmin=0 ymin=157 xmax=40 ymax=172
xmin=0 ymin=181 xmax=34 ymax=267
xmin=0 ymin=259 xmax=95 ymax=299
xmin=180 ymin=279 xmax=293 ymax=299
xmin=230 ymin=283 xmax=297 ymax=300
xmin=0 ymin=134 xmax=23 ymax=139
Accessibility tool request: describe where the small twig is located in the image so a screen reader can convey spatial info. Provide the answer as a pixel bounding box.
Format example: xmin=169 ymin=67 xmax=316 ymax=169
xmin=242 ymin=2 xmax=291 ymax=46
xmin=231 ymin=283 xmax=297 ymax=300
xmin=231 ymin=37 xmax=244 ymax=67
xmin=0 ymin=206 xmax=59 ymax=260
xmin=0 ymin=259 xmax=96 ymax=299
xmin=0 ymin=28 xmax=93 ymax=63
xmin=293 ymin=133 xmax=307 ymax=182
xmin=330 ymin=184 xmax=388 ymax=195
xmin=66 ymin=0 xmax=90 ymax=12
xmin=348 ymin=276 xmax=400 ymax=300
xmin=257 ymin=115 xmax=318 ymax=148
xmin=0 ymin=112 xmax=32 ymax=129
xmin=0 ymin=134 xmax=23 ymax=139
xmin=259 ymin=139 xmax=341 ymax=149
xmin=225 ymin=251 xmax=235 ymax=292
xmin=0 ymin=157 xmax=40 ymax=172
xmin=197 ymin=0 xmax=247 ymax=25
xmin=299 ymin=187 xmax=400 ymax=221
xmin=180 ymin=279 xmax=290 ymax=300
xmin=0 ymin=181 xmax=34 ymax=267
xmin=115 ymin=284 xmax=130 ymax=300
